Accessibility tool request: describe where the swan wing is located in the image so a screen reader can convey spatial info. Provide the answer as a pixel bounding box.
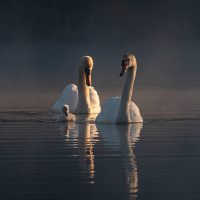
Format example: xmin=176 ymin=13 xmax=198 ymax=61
xmin=52 ymin=84 xmax=78 ymax=113
xmin=129 ymin=101 xmax=143 ymax=123
xmin=89 ymin=86 xmax=101 ymax=113
xmin=96 ymin=97 xmax=120 ymax=123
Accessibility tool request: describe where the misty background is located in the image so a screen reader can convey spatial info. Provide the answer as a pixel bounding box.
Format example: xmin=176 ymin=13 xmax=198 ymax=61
xmin=0 ymin=0 xmax=199 ymax=109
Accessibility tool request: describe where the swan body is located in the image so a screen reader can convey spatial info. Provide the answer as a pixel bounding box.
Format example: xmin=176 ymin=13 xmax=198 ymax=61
xmin=52 ymin=84 xmax=78 ymax=113
xmin=52 ymin=84 xmax=100 ymax=114
xmin=66 ymin=113 xmax=76 ymax=122
xmin=51 ymin=56 xmax=101 ymax=114
xmin=96 ymin=97 xmax=142 ymax=123
xmin=96 ymin=53 xmax=143 ymax=123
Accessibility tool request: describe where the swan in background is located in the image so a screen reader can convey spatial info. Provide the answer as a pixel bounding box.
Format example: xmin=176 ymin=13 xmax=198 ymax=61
xmin=96 ymin=53 xmax=143 ymax=123
xmin=54 ymin=105 xmax=76 ymax=122
xmin=52 ymin=56 xmax=101 ymax=114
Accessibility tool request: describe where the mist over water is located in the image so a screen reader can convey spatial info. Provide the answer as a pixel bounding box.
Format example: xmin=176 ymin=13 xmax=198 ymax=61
xmin=0 ymin=42 xmax=199 ymax=117
xmin=0 ymin=0 xmax=200 ymax=102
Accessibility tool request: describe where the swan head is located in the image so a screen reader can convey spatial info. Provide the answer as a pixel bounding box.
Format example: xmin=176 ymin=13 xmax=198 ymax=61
xmin=120 ymin=53 xmax=137 ymax=76
xmin=63 ymin=105 xmax=69 ymax=117
xmin=80 ymin=56 xmax=93 ymax=86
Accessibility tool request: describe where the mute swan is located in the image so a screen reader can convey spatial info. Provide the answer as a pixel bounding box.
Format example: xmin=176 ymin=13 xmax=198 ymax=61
xmin=96 ymin=53 xmax=143 ymax=123
xmin=63 ymin=105 xmax=76 ymax=122
xmin=54 ymin=105 xmax=76 ymax=122
xmin=52 ymin=56 xmax=101 ymax=114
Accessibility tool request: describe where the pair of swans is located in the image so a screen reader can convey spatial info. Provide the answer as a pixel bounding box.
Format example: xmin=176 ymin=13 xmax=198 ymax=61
xmin=52 ymin=53 xmax=143 ymax=123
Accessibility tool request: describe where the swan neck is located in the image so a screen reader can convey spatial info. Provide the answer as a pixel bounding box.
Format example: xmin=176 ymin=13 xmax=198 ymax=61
xmin=76 ymin=68 xmax=90 ymax=113
xmin=122 ymin=67 xmax=136 ymax=102
xmin=116 ymin=67 xmax=136 ymax=122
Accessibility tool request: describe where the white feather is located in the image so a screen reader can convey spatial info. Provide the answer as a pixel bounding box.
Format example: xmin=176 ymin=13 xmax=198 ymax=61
xmin=96 ymin=97 xmax=143 ymax=123
xmin=52 ymin=84 xmax=101 ymax=114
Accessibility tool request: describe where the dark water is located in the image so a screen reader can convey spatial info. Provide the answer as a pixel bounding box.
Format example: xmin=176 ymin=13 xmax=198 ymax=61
xmin=0 ymin=90 xmax=200 ymax=200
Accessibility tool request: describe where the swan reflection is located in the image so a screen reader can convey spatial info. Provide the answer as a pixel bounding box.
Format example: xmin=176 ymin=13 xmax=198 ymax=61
xmin=97 ymin=123 xmax=142 ymax=199
xmin=77 ymin=122 xmax=99 ymax=184
xmin=61 ymin=118 xmax=99 ymax=184
xmin=61 ymin=120 xmax=142 ymax=198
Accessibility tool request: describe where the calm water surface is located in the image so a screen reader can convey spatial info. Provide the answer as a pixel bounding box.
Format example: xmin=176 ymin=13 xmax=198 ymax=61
xmin=0 ymin=91 xmax=200 ymax=200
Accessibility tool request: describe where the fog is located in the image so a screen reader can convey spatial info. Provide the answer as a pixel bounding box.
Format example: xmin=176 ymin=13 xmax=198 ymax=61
xmin=0 ymin=0 xmax=199 ymax=107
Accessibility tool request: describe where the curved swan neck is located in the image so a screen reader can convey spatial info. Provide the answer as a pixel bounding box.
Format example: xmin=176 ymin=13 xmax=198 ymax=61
xmin=122 ymin=67 xmax=136 ymax=103
xmin=116 ymin=66 xmax=137 ymax=122
xmin=76 ymin=68 xmax=91 ymax=113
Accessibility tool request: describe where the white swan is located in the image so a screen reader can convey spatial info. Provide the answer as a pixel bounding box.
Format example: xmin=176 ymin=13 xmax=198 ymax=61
xmin=52 ymin=56 xmax=101 ymax=114
xmin=96 ymin=53 xmax=143 ymax=123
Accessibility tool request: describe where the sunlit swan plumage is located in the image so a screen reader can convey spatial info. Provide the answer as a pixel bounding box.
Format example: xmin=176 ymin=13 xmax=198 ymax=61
xmin=96 ymin=53 xmax=143 ymax=123
xmin=52 ymin=56 xmax=101 ymax=114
